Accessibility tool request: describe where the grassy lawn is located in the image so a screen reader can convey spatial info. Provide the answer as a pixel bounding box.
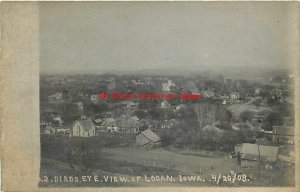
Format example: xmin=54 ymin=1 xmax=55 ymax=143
xmin=40 ymin=135 xmax=294 ymax=187
xmin=227 ymin=98 xmax=271 ymax=118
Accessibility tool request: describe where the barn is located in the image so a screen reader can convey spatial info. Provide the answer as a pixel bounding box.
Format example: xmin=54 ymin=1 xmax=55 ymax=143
xmin=136 ymin=129 xmax=161 ymax=147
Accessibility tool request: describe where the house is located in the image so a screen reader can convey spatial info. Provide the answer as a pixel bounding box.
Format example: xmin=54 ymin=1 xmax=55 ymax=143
xmin=94 ymin=118 xmax=103 ymax=127
xmin=235 ymin=143 xmax=279 ymax=163
xmin=201 ymin=89 xmax=214 ymax=98
xmin=74 ymin=102 xmax=84 ymax=111
xmin=136 ymin=129 xmax=162 ymax=146
xmin=43 ymin=108 xmax=59 ymax=118
xmin=40 ymin=120 xmax=53 ymax=126
xmin=160 ymin=100 xmax=171 ymax=109
xmin=202 ymin=124 xmax=224 ymax=134
xmin=175 ymin=104 xmax=187 ymax=112
xmin=162 ymin=79 xmax=175 ymax=92
xmin=43 ymin=125 xmax=56 ymax=134
xmin=48 ymin=92 xmax=63 ymax=102
xmin=91 ymin=94 xmax=99 ymax=104
xmin=102 ymin=117 xmax=117 ymax=127
xmin=131 ymin=116 xmax=139 ymax=122
xmin=117 ymin=116 xmax=140 ymax=133
xmin=93 ymin=118 xmax=105 ymax=134
xmin=132 ymin=79 xmax=145 ymax=85
xmin=192 ymin=89 xmax=201 ymax=96
xmin=230 ymin=92 xmax=239 ymax=100
xmin=126 ymin=102 xmax=139 ymax=108
xmin=52 ymin=116 xmax=63 ymax=127
xmin=231 ymin=123 xmax=253 ymax=131
xmin=108 ymin=78 xmax=116 ymax=90
xmin=56 ymin=128 xmax=71 ymax=135
xmin=72 ymin=118 xmax=96 ymax=137
xmin=255 ymin=88 xmax=261 ymax=96
xmin=160 ymin=119 xmax=180 ymax=129
xmin=101 ymin=117 xmax=118 ymax=132
xmin=253 ymin=115 xmax=267 ymax=124
xmin=272 ymin=126 xmax=294 ymax=144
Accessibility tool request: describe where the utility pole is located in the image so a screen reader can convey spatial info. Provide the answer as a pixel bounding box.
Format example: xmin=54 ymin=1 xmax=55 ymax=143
xmin=257 ymin=140 xmax=261 ymax=186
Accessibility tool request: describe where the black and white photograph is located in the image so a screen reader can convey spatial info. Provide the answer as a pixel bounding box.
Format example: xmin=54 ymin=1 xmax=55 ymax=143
xmin=38 ymin=2 xmax=296 ymax=187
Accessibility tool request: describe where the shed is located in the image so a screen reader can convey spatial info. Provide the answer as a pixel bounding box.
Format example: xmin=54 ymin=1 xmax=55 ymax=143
xmin=136 ymin=129 xmax=161 ymax=146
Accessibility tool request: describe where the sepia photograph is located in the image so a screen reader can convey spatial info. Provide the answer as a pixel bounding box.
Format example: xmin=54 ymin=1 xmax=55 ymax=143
xmin=36 ymin=1 xmax=297 ymax=188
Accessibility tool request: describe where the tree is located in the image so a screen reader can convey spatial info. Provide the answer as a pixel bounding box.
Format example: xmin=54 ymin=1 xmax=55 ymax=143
xmin=149 ymin=108 xmax=163 ymax=120
xmin=222 ymin=110 xmax=233 ymax=123
xmin=265 ymin=112 xmax=284 ymax=130
xmin=134 ymin=110 xmax=147 ymax=119
xmin=68 ymin=138 xmax=97 ymax=175
xmin=261 ymin=121 xmax=273 ymax=131
xmin=240 ymin=111 xmax=253 ymax=123
xmin=276 ymin=102 xmax=293 ymax=117
xmin=159 ymin=129 xmax=174 ymax=147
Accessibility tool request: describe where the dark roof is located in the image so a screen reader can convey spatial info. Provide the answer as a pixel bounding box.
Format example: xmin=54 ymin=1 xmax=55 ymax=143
xmin=139 ymin=129 xmax=161 ymax=142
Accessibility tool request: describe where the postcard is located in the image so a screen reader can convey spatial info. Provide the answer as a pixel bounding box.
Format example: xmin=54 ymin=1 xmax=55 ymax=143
xmin=1 ymin=1 xmax=299 ymax=191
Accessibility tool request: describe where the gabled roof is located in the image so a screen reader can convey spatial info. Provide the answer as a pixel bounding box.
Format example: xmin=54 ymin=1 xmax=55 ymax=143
xmin=94 ymin=118 xmax=103 ymax=124
xmin=103 ymin=118 xmax=116 ymax=124
xmin=53 ymin=116 xmax=62 ymax=122
xmin=139 ymin=129 xmax=161 ymax=142
xmin=240 ymin=143 xmax=278 ymax=162
xmin=175 ymin=104 xmax=187 ymax=111
xmin=74 ymin=119 xmax=95 ymax=132
xmin=74 ymin=102 xmax=83 ymax=106
xmin=45 ymin=125 xmax=54 ymax=130
xmin=232 ymin=123 xmax=253 ymax=130
xmin=131 ymin=116 xmax=139 ymax=121
xmin=49 ymin=92 xmax=62 ymax=98
xmin=203 ymin=125 xmax=224 ymax=133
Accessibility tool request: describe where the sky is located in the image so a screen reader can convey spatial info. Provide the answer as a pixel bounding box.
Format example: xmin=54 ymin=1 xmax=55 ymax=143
xmin=39 ymin=2 xmax=296 ymax=75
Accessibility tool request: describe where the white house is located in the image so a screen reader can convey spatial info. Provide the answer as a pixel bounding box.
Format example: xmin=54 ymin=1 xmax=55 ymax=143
xmin=162 ymin=79 xmax=175 ymax=92
xmin=230 ymin=92 xmax=240 ymax=100
xmin=91 ymin=94 xmax=99 ymax=104
xmin=160 ymin=100 xmax=171 ymax=109
xmin=43 ymin=125 xmax=56 ymax=134
xmin=72 ymin=118 xmax=96 ymax=137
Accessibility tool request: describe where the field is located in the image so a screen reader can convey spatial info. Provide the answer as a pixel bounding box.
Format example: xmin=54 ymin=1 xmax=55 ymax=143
xmin=227 ymin=97 xmax=271 ymax=118
xmin=40 ymin=135 xmax=294 ymax=187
